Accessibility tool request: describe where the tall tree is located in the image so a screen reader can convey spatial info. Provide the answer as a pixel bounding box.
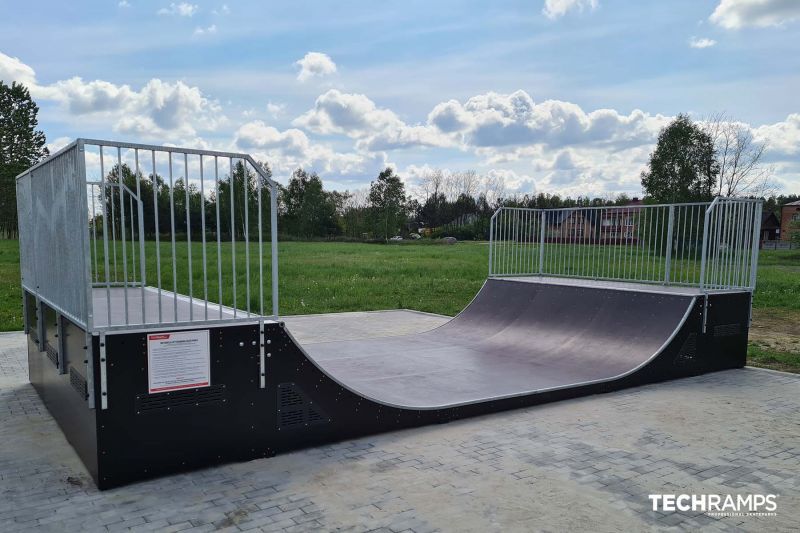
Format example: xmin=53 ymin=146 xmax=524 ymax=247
xmin=641 ymin=114 xmax=717 ymax=203
xmin=281 ymin=168 xmax=340 ymax=238
xmin=0 ymin=81 xmax=48 ymax=237
xmin=368 ymin=167 xmax=407 ymax=240
xmin=703 ymin=112 xmax=774 ymax=197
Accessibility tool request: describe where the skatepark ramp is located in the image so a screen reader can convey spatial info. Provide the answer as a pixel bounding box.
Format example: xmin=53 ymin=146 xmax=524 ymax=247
xmin=16 ymin=140 xmax=762 ymax=488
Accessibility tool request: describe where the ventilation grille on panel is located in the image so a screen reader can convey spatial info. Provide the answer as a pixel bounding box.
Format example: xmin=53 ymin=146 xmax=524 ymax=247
xmin=277 ymin=383 xmax=328 ymax=430
xmin=44 ymin=341 xmax=59 ymax=368
xmin=713 ymin=323 xmax=742 ymax=337
xmin=675 ymin=333 xmax=698 ymax=364
xmin=70 ymin=367 xmax=87 ymax=399
xmin=135 ymin=385 xmax=226 ymax=414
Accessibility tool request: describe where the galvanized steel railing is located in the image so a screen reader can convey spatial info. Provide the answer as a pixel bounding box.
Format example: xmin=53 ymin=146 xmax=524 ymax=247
xmin=488 ymin=198 xmax=762 ymax=292
xmin=17 ymin=139 xmax=280 ymax=332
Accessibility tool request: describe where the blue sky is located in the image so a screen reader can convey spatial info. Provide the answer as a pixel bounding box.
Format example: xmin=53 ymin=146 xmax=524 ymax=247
xmin=1 ymin=0 xmax=799 ymax=197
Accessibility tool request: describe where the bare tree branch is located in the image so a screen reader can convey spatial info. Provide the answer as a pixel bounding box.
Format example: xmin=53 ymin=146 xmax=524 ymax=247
xmin=703 ymin=112 xmax=776 ymax=197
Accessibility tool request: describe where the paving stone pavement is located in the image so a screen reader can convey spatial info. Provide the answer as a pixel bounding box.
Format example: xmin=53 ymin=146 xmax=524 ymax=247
xmin=1 ymin=330 xmax=799 ymax=532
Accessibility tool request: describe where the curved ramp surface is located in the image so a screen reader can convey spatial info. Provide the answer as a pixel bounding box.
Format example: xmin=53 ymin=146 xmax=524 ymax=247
xmin=298 ymin=279 xmax=697 ymax=408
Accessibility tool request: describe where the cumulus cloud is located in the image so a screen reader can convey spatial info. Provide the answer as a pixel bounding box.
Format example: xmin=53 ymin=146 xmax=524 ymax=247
xmin=41 ymin=77 xmax=223 ymax=137
xmin=293 ymin=89 xmax=453 ymax=150
xmin=0 ymin=51 xmax=37 ymax=86
xmin=710 ymin=0 xmax=800 ymax=29
xmin=427 ymin=90 xmax=668 ymax=150
xmin=235 ymin=120 xmax=387 ymax=178
xmin=295 ymin=52 xmax=337 ymax=82
xmin=689 ymin=36 xmax=717 ymax=48
xmin=1 ymin=52 xmax=224 ymax=140
xmin=293 ymin=89 xmax=402 ymax=137
xmin=289 ymin=88 xmax=679 ymax=193
xmin=157 ymin=2 xmax=198 ymax=17
xmin=754 ymin=113 xmax=800 ymax=156
xmin=542 ymin=0 xmax=598 ymax=19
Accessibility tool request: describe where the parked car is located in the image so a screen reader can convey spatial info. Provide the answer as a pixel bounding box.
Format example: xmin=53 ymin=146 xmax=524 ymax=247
xmin=389 ymin=235 xmax=403 ymax=241
xmin=409 ymin=233 xmax=421 ymax=240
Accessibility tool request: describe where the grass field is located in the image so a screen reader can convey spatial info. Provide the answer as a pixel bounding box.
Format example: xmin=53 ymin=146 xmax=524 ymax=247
xmin=1 ymin=239 xmax=797 ymax=371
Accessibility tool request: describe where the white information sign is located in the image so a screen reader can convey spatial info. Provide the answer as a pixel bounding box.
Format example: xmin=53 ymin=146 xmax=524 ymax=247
xmin=147 ymin=330 xmax=211 ymax=394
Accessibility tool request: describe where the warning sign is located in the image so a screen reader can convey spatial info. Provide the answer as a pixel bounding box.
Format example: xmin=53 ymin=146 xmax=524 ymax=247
xmin=147 ymin=330 xmax=210 ymax=394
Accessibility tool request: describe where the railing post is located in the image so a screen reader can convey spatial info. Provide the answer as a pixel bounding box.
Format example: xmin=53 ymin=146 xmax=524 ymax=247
xmin=488 ymin=212 xmax=495 ymax=277
xmin=749 ymin=201 xmax=763 ymax=291
xmin=664 ymin=205 xmax=675 ymax=284
xmin=699 ymin=198 xmax=719 ymax=292
xmin=539 ymin=210 xmax=546 ymax=275
xmin=136 ymin=198 xmax=146 ymax=285
xmin=270 ymin=181 xmax=279 ymax=318
xmin=76 ymin=139 xmax=94 ymax=333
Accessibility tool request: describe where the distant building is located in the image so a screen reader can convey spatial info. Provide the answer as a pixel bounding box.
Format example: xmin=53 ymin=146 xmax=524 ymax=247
xmin=760 ymin=211 xmax=780 ymax=243
xmin=780 ymin=200 xmax=800 ymax=242
xmin=544 ymin=199 xmax=643 ymax=244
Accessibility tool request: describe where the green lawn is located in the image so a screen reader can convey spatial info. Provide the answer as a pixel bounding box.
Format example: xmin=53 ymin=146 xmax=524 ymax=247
xmin=2 ymin=239 xmax=798 ymax=372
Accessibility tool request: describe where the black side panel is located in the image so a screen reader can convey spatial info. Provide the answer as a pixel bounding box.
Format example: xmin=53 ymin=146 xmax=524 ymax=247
xmin=701 ymin=292 xmax=751 ymax=370
xmin=26 ymin=292 xmax=43 ymax=396
xmin=42 ymin=306 xmax=59 ymax=371
xmin=26 ymin=299 xmax=98 ymax=481
xmin=95 ymin=325 xmax=268 ymax=489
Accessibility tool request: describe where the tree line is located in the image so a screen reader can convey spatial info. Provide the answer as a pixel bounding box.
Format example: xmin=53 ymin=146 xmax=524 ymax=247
xmin=97 ymin=162 xmax=414 ymax=242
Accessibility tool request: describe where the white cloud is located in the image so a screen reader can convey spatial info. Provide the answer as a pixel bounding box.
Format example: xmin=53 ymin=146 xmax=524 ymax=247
xmin=427 ymin=90 xmax=668 ymax=150
xmin=194 ymin=24 xmax=217 ymax=36
xmin=542 ymin=0 xmax=598 ymax=19
xmin=267 ymin=101 xmax=286 ymax=118
xmin=234 ymin=120 xmax=387 ymax=179
xmin=754 ymin=113 xmax=800 ymax=156
xmin=118 ymin=0 xmax=130 ymax=7
xmin=46 ymin=136 xmax=72 ymax=153
xmin=236 ymin=121 xmax=310 ymax=157
xmin=31 ymin=74 xmax=224 ymax=139
xmin=0 ymin=51 xmax=37 ymax=86
xmin=157 ymin=2 xmax=198 ymax=17
xmin=293 ymin=89 xmax=402 ymax=137
xmin=293 ymin=89 xmax=452 ymax=150
xmin=710 ymin=0 xmax=800 ymax=29
xmin=288 ymin=86 xmax=800 ymax=194
xmin=212 ymin=4 xmax=230 ymax=15
xmin=689 ymin=36 xmax=717 ymax=48
xmin=4 ymin=51 xmax=224 ymax=141
xmin=295 ymin=52 xmax=337 ymax=82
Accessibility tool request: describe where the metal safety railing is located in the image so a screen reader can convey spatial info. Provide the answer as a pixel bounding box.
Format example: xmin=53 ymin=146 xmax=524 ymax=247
xmin=17 ymin=139 xmax=280 ymax=332
xmin=488 ymin=198 xmax=762 ymax=292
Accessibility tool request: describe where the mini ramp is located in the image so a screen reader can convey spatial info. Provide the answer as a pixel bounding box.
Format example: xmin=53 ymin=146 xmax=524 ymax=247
xmin=23 ymin=277 xmax=752 ymax=489
xmin=17 ymin=139 xmax=761 ymax=489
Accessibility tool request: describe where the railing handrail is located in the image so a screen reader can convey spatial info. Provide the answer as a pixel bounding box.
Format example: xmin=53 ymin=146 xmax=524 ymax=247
xmin=492 ymin=198 xmax=761 ymax=215
xmin=17 ymin=138 xmax=279 ymax=189
xmin=488 ymin=198 xmax=763 ymax=293
xmin=15 ymin=140 xmax=80 ymax=180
